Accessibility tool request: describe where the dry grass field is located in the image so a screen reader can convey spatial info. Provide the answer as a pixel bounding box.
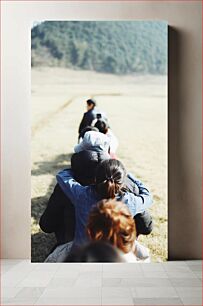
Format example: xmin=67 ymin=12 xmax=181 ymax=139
xmin=31 ymin=67 xmax=167 ymax=262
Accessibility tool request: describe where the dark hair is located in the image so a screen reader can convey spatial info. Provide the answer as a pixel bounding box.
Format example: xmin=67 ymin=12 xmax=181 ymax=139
xmin=95 ymin=159 xmax=126 ymax=199
xmin=71 ymin=150 xmax=110 ymax=185
xmin=65 ymin=241 xmax=125 ymax=262
xmin=79 ymin=126 xmax=99 ymax=139
xmin=94 ymin=119 xmax=108 ymax=134
xmin=86 ymin=99 xmax=96 ymax=107
xmin=96 ymin=113 xmax=102 ymax=119
xmin=87 ymin=200 xmax=136 ymax=253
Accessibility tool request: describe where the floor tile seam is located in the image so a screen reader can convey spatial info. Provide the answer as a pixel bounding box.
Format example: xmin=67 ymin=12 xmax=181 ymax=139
xmin=133 ymin=284 xmax=183 ymax=299
xmin=2 ymin=263 xmax=38 ymax=290
xmin=163 ymin=268 xmax=192 ymax=274
xmin=1 ymin=286 xmax=29 ymax=300
xmin=169 ymin=277 xmax=203 ymax=287
xmin=33 ymin=262 xmax=61 ymax=305
xmin=8 ymin=260 xmax=34 ymax=272
xmin=165 ymin=278 xmax=184 ymax=300
xmin=132 ymin=296 xmax=185 ymax=306
xmin=1 ymin=296 xmax=38 ymax=306
xmin=178 ymin=294 xmax=203 ymax=305
xmin=187 ymin=264 xmax=203 ymax=275
xmin=164 ymin=266 xmax=198 ymax=278
xmin=171 ymin=283 xmax=203 ymax=301
xmin=163 ymin=270 xmax=177 ymax=290
xmin=2 ymin=263 xmax=34 ymax=281
xmin=185 ymin=261 xmax=203 ymax=267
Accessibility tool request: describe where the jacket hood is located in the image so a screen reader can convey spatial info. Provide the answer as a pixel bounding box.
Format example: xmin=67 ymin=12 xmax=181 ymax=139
xmin=74 ymin=131 xmax=110 ymax=153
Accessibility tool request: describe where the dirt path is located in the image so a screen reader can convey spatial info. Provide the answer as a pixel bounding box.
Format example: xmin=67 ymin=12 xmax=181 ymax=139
xmin=31 ymin=68 xmax=167 ymax=262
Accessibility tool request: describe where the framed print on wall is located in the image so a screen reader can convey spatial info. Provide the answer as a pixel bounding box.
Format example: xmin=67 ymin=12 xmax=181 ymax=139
xmin=31 ymin=20 xmax=168 ymax=263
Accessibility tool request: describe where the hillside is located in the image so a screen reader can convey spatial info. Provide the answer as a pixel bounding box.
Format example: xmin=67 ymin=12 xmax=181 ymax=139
xmin=31 ymin=21 xmax=167 ymax=75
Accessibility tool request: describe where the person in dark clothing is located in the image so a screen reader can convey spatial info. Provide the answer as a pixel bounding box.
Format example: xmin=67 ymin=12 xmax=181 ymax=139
xmin=39 ymin=183 xmax=76 ymax=244
xmin=71 ymin=150 xmax=110 ymax=185
xmin=39 ymin=150 xmax=110 ymax=244
xmin=134 ymin=210 xmax=153 ymax=236
xmin=65 ymin=241 xmax=125 ymax=263
xmin=78 ymin=99 xmax=98 ymax=135
xmin=78 ymin=126 xmax=99 ymax=141
xmin=40 ymin=152 xmax=153 ymax=246
xmin=57 ymin=159 xmax=153 ymax=248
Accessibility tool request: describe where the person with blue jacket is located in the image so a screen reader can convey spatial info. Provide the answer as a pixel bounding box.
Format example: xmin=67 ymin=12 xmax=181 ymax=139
xmin=56 ymin=159 xmax=153 ymax=247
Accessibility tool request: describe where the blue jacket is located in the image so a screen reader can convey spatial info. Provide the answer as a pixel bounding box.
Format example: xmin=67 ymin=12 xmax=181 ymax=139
xmin=56 ymin=169 xmax=153 ymax=245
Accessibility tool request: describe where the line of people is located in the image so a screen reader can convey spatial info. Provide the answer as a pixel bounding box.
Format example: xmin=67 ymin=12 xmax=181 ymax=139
xmin=39 ymin=98 xmax=153 ymax=262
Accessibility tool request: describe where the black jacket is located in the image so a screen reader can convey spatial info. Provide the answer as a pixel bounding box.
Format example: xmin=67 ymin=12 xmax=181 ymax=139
xmin=39 ymin=152 xmax=153 ymax=244
xmin=39 ymin=183 xmax=75 ymax=244
xmin=39 ymin=181 xmax=152 ymax=245
xmin=78 ymin=109 xmax=97 ymax=134
xmin=40 ymin=150 xmax=110 ymax=243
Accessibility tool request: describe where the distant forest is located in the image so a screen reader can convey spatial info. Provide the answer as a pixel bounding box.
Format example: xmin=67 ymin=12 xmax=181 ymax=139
xmin=31 ymin=21 xmax=167 ymax=75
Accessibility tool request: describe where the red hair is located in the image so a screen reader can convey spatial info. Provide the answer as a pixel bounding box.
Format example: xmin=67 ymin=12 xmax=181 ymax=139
xmin=87 ymin=200 xmax=136 ymax=254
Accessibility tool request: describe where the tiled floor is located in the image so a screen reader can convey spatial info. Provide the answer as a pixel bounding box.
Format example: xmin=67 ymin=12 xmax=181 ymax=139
xmin=1 ymin=260 xmax=202 ymax=305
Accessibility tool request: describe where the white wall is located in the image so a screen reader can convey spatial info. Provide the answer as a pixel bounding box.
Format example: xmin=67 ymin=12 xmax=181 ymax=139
xmin=1 ymin=1 xmax=202 ymax=259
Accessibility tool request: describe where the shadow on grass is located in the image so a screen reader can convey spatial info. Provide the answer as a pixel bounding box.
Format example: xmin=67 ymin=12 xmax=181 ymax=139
xmin=31 ymin=153 xmax=72 ymax=262
xmin=31 ymin=232 xmax=57 ymax=263
xmin=31 ymin=153 xmax=72 ymax=176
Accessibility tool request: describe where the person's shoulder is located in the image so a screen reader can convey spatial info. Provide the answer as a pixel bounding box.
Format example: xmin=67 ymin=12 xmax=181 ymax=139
xmin=85 ymin=185 xmax=99 ymax=199
xmin=119 ymin=191 xmax=133 ymax=200
xmin=91 ymin=109 xmax=97 ymax=117
xmin=83 ymin=184 xmax=96 ymax=193
xmin=122 ymin=252 xmax=138 ymax=263
xmin=107 ymin=129 xmax=114 ymax=136
xmin=76 ymin=185 xmax=99 ymax=207
xmin=57 ymin=168 xmax=72 ymax=178
xmin=75 ymin=184 xmax=94 ymax=194
xmin=127 ymin=173 xmax=137 ymax=181
xmin=85 ymin=110 xmax=96 ymax=119
xmin=83 ymin=111 xmax=89 ymax=117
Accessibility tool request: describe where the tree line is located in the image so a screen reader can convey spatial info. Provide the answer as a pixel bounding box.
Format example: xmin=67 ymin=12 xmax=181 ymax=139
xmin=31 ymin=21 xmax=167 ymax=75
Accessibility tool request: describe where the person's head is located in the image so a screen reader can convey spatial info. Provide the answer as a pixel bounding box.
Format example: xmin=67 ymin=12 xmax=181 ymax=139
xmin=71 ymin=150 xmax=110 ymax=185
xmin=79 ymin=126 xmax=99 ymax=140
xmin=94 ymin=119 xmax=108 ymax=134
xmin=86 ymin=99 xmax=96 ymax=111
xmin=95 ymin=159 xmax=126 ymax=199
xmin=74 ymin=131 xmax=111 ymax=154
xmin=65 ymin=241 xmax=125 ymax=262
xmin=87 ymin=199 xmax=136 ymax=254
